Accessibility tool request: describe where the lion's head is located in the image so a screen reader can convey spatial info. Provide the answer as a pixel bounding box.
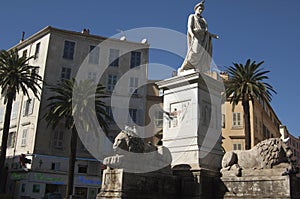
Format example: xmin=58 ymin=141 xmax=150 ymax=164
xmin=112 ymin=128 xmax=145 ymax=153
xmin=113 ymin=131 xmax=130 ymax=152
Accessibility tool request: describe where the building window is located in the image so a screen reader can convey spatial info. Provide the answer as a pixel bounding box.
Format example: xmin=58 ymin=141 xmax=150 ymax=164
xmin=263 ymin=125 xmax=270 ymax=138
xmin=7 ymin=132 xmax=16 ymax=148
xmin=129 ymin=77 xmax=139 ymax=94
xmin=32 ymin=184 xmax=40 ymax=193
xmin=232 ymin=112 xmax=242 ymax=127
xmin=270 ymin=114 xmax=273 ymax=123
xmin=61 ymin=67 xmax=71 ymax=81
xmin=264 ymin=102 xmax=268 ymax=114
xmin=21 ymin=184 xmax=26 ymax=192
xmin=22 ymin=50 xmax=27 ymax=58
xmin=31 ymin=68 xmax=39 ymax=82
xmin=21 ymin=129 xmax=28 ymax=147
xmin=78 ymin=165 xmax=88 ymax=173
xmin=130 ymin=51 xmax=141 ymax=68
xmin=154 ymin=110 xmax=163 ymax=128
xmin=51 ymin=162 xmax=61 ymax=171
xmin=109 ymin=49 xmax=119 ymax=67
xmin=23 ymin=98 xmax=35 ymax=116
xmin=107 ymin=75 xmax=117 ymax=92
xmin=88 ymin=45 xmax=100 ymax=64
xmin=63 ymin=40 xmax=75 ymax=60
xmin=0 ymin=107 xmax=4 ymax=123
xmin=34 ymin=42 xmax=40 ymax=59
xmin=11 ymin=102 xmax=19 ymax=120
xmin=128 ymin=108 xmax=137 ymax=124
xmin=53 ymin=131 xmax=63 ymax=149
xmin=233 ymin=143 xmax=242 ymax=150
xmin=88 ymin=72 xmax=97 ymax=82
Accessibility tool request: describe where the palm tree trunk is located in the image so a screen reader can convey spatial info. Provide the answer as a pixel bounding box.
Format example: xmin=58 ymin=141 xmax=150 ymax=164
xmin=65 ymin=127 xmax=78 ymax=198
xmin=0 ymin=96 xmax=13 ymax=194
xmin=242 ymin=96 xmax=251 ymax=150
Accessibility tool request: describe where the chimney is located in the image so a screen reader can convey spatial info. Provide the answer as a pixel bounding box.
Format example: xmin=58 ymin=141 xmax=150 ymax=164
xmin=81 ymin=28 xmax=90 ymax=35
xmin=20 ymin=31 xmax=25 ymax=43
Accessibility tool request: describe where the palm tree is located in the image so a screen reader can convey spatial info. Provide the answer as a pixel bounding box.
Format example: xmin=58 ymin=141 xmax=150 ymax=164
xmin=225 ymin=59 xmax=276 ymax=150
xmin=44 ymin=78 xmax=109 ymax=198
xmin=0 ymin=49 xmax=42 ymax=193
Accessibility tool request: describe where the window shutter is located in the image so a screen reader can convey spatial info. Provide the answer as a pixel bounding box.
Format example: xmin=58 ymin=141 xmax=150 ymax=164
xmin=237 ymin=113 xmax=241 ymax=126
xmin=21 ymin=129 xmax=28 ymax=146
xmin=28 ymin=98 xmax=35 ymax=115
xmin=0 ymin=107 xmax=4 ymax=123
xmin=23 ymin=100 xmax=27 ymax=116
xmin=11 ymin=102 xmax=19 ymax=119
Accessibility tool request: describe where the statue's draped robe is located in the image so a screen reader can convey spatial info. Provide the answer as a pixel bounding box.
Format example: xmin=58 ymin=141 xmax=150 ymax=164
xmin=181 ymin=14 xmax=213 ymax=72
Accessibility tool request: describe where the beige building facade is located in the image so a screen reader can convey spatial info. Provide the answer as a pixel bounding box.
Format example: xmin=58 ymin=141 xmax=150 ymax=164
xmin=144 ymin=80 xmax=163 ymax=146
xmin=222 ymin=96 xmax=281 ymax=151
xmin=280 ymin=125 xmax=300 ymax=175
xmin=0 ymin=26 xmax=149 ymax=198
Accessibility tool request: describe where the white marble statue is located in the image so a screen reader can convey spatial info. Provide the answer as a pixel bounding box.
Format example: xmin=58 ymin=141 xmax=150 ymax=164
xmin=178 ymin=1 xmax=219 ymax=74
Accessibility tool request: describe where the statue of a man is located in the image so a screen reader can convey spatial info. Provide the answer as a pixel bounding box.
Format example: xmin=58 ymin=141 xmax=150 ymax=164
xmin=178 ymin=1 xmax=218 ymax=74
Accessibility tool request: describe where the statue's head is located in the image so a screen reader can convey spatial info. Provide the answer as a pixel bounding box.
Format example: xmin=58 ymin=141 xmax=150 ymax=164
xmin=194 ymin=1 xmax=205 ymax=12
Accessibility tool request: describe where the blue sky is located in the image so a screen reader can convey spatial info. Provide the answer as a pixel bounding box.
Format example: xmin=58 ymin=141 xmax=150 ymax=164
xmin=1 ymin=0 xmax=300 ymax=137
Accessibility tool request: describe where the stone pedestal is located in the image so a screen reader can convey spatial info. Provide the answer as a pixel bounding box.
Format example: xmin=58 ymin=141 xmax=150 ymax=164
xmin=218 ymin=169 xmax=300 ymax=198
xmin=156 ymin=71 xmax=224 ymax=198
xmin=156 ymin=72 xmax=223 ymax=171
xmin=97 ymin=168 xmax=180 ymax=199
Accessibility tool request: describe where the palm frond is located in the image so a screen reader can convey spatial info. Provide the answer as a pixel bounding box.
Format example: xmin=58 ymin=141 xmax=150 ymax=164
xmin=44 ymin=79 xmax=109 ymax=134
xmin=225 ymin=59 xmax=276 ymax=111
xmin=0 ymin=49 xmax=42 ymax=102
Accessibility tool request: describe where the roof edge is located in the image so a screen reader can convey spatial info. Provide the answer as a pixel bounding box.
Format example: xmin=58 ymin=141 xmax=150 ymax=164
xmin=10 ymin=26 xmax=150 ymax=50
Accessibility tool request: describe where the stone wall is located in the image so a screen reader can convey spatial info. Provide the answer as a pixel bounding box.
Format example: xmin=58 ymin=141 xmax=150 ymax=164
xmin=98 ymin=167 xmax=223 ymax=199
xmin=98 ymin=168 xmax=180 ymax=199
xmin=218 ymin=169 xmax=300 ymax=198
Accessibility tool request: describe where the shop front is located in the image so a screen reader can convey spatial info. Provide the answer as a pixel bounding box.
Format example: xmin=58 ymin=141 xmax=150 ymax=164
xmin=8 ymin=171 xmax=101 ymax=198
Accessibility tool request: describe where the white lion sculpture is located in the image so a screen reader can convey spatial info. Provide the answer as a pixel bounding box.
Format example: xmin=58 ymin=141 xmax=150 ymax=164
xmin=221 ymin=138 xmax=295 ymax=176
xmin=103 ymin=126 xmax=170 ymax=171
xmin=112 ymin=126 xmax=157 ymax=154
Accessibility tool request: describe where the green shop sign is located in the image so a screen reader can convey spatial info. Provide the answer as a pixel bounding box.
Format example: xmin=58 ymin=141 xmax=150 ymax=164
xmin=11 ymin=172 xmax=27 ymax=180
xmin=34 ymin=173 xmax=64 ymax=184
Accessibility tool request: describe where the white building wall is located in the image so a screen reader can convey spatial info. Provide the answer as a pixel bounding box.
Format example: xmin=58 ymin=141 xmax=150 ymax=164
xmin=1 ymin=26 xmax=149 ymax=198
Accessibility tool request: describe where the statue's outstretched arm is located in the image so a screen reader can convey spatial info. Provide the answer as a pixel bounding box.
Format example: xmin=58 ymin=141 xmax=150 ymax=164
xmin=210 ymin=33 xmax=219 ymax=39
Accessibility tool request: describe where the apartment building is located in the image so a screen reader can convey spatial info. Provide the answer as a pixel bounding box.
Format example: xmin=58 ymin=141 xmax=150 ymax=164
xmin=280 ymin=125 xmax=300 ymax=176
xmin=144 ymin=80 xmax=163 ymax=146
xmin=0 ymin=26 xmax=149 ymax=198
xmin=221 ymin=74 xmax=281 ymax=151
